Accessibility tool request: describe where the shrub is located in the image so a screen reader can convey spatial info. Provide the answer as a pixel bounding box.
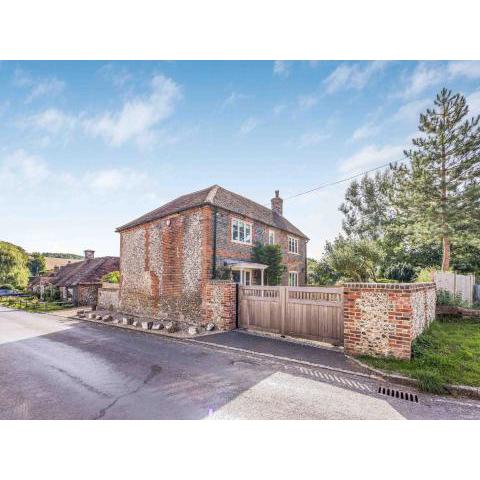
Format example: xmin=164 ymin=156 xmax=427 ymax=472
xmin=415 ymin=267 xmax=435 ymax=283
xmin=383 ymin=262 xmax=416 ymax=282
xmin=0 ymin=284 xmax=14 ymax=290
xmin=436 ymin=288 xmax=468 ymax=307
xmin=101 ymin=271 xmax=120 ymax=283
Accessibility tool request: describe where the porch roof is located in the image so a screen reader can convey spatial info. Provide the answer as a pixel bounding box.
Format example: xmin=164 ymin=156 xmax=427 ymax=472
xmin=224 ymin=260 xmax=269 ymax=270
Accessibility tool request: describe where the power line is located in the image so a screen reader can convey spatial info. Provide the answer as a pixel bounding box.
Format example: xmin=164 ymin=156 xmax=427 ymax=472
xmin=282 ymin=162 xmax=393 ymax=202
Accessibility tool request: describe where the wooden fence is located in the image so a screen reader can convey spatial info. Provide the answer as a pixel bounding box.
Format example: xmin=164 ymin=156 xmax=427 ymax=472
xmin=238 ymin=286 xmax=344 ymax=345
xmin=434 ymin=271 xmax=475 ymax=305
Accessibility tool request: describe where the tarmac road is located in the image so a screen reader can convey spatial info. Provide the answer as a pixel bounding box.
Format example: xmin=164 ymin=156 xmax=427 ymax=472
xmin=1 ymin=307 xmax=479 ymax=420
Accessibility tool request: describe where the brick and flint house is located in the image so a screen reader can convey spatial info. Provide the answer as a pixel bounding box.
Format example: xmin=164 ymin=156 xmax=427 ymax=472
xmin=29 ymin=250 xmax=119 ymax=306
xmin=116 ymin=185 xmax=308 ymax=325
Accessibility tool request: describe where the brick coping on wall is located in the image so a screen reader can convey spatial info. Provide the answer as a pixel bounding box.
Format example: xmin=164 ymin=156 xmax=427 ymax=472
xmin=342 ymin=282 xmax=435 ymax=291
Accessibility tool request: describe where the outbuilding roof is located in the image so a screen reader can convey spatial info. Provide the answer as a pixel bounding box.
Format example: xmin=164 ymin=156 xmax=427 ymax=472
xmin=116 ymin=185 xmax=308 ymax=239
xmin=51 ymin=256 xmax=119 ymax=287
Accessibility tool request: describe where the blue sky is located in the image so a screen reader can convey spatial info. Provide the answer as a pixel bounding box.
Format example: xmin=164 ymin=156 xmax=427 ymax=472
xmin=2 ymin=60 xmax=480 ymax=258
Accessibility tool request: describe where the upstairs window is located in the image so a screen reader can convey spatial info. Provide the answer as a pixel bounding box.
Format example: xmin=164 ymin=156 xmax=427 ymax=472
xmin=232 ymin=218 xmax=252 ymax=244
xmin=268 ymin=230 xmax=275 ymax=245
xmin=288 ymin=236 xmax=299 ymax=254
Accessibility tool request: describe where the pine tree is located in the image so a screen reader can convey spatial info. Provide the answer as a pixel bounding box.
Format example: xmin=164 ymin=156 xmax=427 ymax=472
xmin=393 ymin=89 xmax=480 ymax=271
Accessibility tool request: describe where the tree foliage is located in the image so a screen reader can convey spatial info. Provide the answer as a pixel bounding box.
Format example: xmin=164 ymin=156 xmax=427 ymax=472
xmin=252 ymin=243 xmax=286 ymax=286
xmin=101 ymin=271 xmax=121 ymax=283
xmin=0 ymin=241 xmax=30 ymax=289
xmin=392 ymin=88 xmax=480 ymax=271
xmin=340 ymin=170 xmax=394 ymax=240
xmin=28 ymin=252 xmax=47 ymax=276
xmin=42 ymin=252 xmax=83 ymax=259
xmin=307 ymin=258 xmax=341 ymax=286
xmin=323 ymin=236 xmax=385 ymax=282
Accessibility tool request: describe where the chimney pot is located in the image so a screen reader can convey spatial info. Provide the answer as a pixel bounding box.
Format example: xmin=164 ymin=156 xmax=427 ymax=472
xmin=271 ymin=190 xmax=283 ymax=216
xmin=84 ymin=250 xmax=95 ymax=260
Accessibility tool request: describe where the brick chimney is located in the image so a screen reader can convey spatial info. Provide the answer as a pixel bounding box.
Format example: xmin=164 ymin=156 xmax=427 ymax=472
xmin=271 ymin=190 xmax=283 ymax=216
xmin=84 ymin=249 xmax=95 ymax=260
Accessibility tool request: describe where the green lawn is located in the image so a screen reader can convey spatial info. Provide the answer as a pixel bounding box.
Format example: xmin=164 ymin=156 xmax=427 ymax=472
xmin=359 ymin=316 xmax=480 ymax=393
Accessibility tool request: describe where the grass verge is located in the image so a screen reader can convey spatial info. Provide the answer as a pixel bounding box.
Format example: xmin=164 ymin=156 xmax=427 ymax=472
xmin=0 ymin=297 xmax=72 ymax=313
xmin=359 ymin=316 xmax=480 ymax=393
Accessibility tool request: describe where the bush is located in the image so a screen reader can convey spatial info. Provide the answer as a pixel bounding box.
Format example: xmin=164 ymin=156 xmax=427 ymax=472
xmin=101 ymin=271 xmax=120 ymax=283
xmin=436 ymin=288 xmax=468 ymax=307
xmin=415 ymin=267 xmax=435 ymax=283
xmin=0 ymin=284 xmax=14 ymax=290
xmin=383 ymin=262 xmax=416 ymax=282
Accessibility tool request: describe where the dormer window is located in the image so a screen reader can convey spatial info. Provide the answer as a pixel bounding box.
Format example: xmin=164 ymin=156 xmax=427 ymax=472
xmin=232 ymin=218 xmax=252 ymax=245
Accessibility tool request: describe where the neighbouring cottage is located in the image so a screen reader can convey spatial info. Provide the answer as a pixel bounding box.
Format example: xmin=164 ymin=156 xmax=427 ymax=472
xmin=116 ymin=185 xmax=308 ymax=328
xmin=29 ymin=250 xmax=119 ymax=307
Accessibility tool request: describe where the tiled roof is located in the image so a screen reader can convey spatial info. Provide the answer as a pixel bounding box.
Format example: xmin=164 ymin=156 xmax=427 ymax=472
xmin=50 ymin=256 xmax=119 ymax=287
xmin=116 ymin=185 xmax=308 ymax=239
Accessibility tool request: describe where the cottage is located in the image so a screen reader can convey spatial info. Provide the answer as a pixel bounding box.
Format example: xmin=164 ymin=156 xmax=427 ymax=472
xmin=30 ymin=250 xmax=119 ymax=306
xmin=116 ymin=185 xmax=308 ymax=325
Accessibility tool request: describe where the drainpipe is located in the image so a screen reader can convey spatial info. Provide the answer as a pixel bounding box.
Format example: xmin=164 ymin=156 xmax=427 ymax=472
xmin=211 ymin=207 xmax=218 ymax=279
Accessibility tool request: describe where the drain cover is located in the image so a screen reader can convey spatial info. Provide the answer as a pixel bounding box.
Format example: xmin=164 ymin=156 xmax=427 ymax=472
xmin=378 ymin=386 xmax=418 ymax=402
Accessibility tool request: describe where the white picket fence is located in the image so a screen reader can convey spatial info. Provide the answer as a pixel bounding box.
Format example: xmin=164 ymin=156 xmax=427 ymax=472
xmin=434 ymin=271 xmax=475 ymax=305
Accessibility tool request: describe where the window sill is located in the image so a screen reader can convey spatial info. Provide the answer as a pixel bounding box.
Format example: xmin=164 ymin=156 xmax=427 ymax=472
xmin=231 ymin=239 xmax=253 ymax=246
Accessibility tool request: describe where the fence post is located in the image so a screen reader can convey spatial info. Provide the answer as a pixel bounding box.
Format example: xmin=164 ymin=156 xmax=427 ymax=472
xmin=280 ymin=287 xmax=287 ymax=335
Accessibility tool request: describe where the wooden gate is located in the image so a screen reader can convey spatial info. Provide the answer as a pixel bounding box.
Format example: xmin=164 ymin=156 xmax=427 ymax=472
xmin=238 ymin=286 xmax=344 ymax=345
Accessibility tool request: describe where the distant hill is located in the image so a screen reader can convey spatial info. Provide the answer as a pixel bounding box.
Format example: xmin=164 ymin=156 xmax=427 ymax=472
xmin=42 ymin=252 xmax=84 ymax=260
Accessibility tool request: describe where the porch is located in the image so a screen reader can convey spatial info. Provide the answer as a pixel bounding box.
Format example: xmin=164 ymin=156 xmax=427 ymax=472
xmin=223 ymin=260 xmax=269 ymax=286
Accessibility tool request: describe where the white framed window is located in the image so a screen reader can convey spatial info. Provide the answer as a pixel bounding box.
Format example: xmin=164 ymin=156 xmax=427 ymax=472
xmin=289 ymin=271 xmax=298 ymax=287
xmin=268 ymin=229 xmax=275 ymax=245
xmin=288 ymin=236 xmax=299 ymax=254
xmin=231 ymin=218 xmax=252 ymax=244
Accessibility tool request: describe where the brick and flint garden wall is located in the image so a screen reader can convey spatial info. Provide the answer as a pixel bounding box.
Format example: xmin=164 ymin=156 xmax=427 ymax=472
xmin=98 ymin=283 xmax=120 ymax=311
xmin=201 ymin=280 xmax=237 ymax=330
xmin=343 ymin=282 xmax=436 ymax=360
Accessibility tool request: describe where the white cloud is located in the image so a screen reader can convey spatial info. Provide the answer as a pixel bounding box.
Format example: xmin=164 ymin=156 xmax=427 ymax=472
xmin=339 ymin=144 xmax=404 ymax=173
xmin=273 ymin=104 xmax=287 ymax=115
xmin=85 ymin=168 xmax=147 ymax=191
xmin=297 ymin=94 xmax=318 ymax=110
xmin=238 ymin=117 xmax=259 ymax=136
xmin=351 ymin=123 xmax=381 ymax=141
xmin=402 ymin=61 xmax=480 ymax=99
xmin=221 ymin=91 xmax=249 ymax=109
xmin=391 ymin=98 xmax=431 ymax=124
xmin=83 ymin=74 xmax=181 ymax=147
xmin=323 ymin=61 xmax=385 ymax=94
xmin=273 ymin=61 xmax=290 ymax=77
xmin=297 ymin=131 xmax=330 ymax=149
xmin=468 ymin=90 xmax=480 ymax=116
xmin=20 ymin=108 xmax=77 ymax=134
xmin=14 ymin=69 xmax=65 ymax=103
xmin=0 ymin=149 xmax=50 ymax=188
xmin=402 ymin=63 xmax=443 ymax=99
xmin=98 ymin=63 xmax=133 ymax=88
xmin=447 ymin=61 xmax=480 ymax=80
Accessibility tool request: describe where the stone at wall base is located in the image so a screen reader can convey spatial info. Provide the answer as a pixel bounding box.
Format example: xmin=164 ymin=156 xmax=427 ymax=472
xmin=141 ymin=321 xmax=153 ymax=330
xmin=112 ymin=318 xmax=120 ymax=324
xmin=152 ymin=322 xmax=164 ymax=330
xmin=102 ymin=315 xmax=113 ymax=322
xmin=188 ymin=326 xmax=199 ymax=335
xmin=206 ymin=323 xmax=215 ymax=331
xmin=87 ymin=313 xmax=96 ymax=319
xmin=122 ymin=317 xmax=133 ymax=325
xmin=165 ymin=321 xmax=177 ymax=333
xmin=132 ymin=320 xmax=140 ymax=327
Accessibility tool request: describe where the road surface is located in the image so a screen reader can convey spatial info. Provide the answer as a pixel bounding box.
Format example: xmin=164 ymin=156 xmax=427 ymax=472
xmin=0 ymin=307 xmax=479 ymax=419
